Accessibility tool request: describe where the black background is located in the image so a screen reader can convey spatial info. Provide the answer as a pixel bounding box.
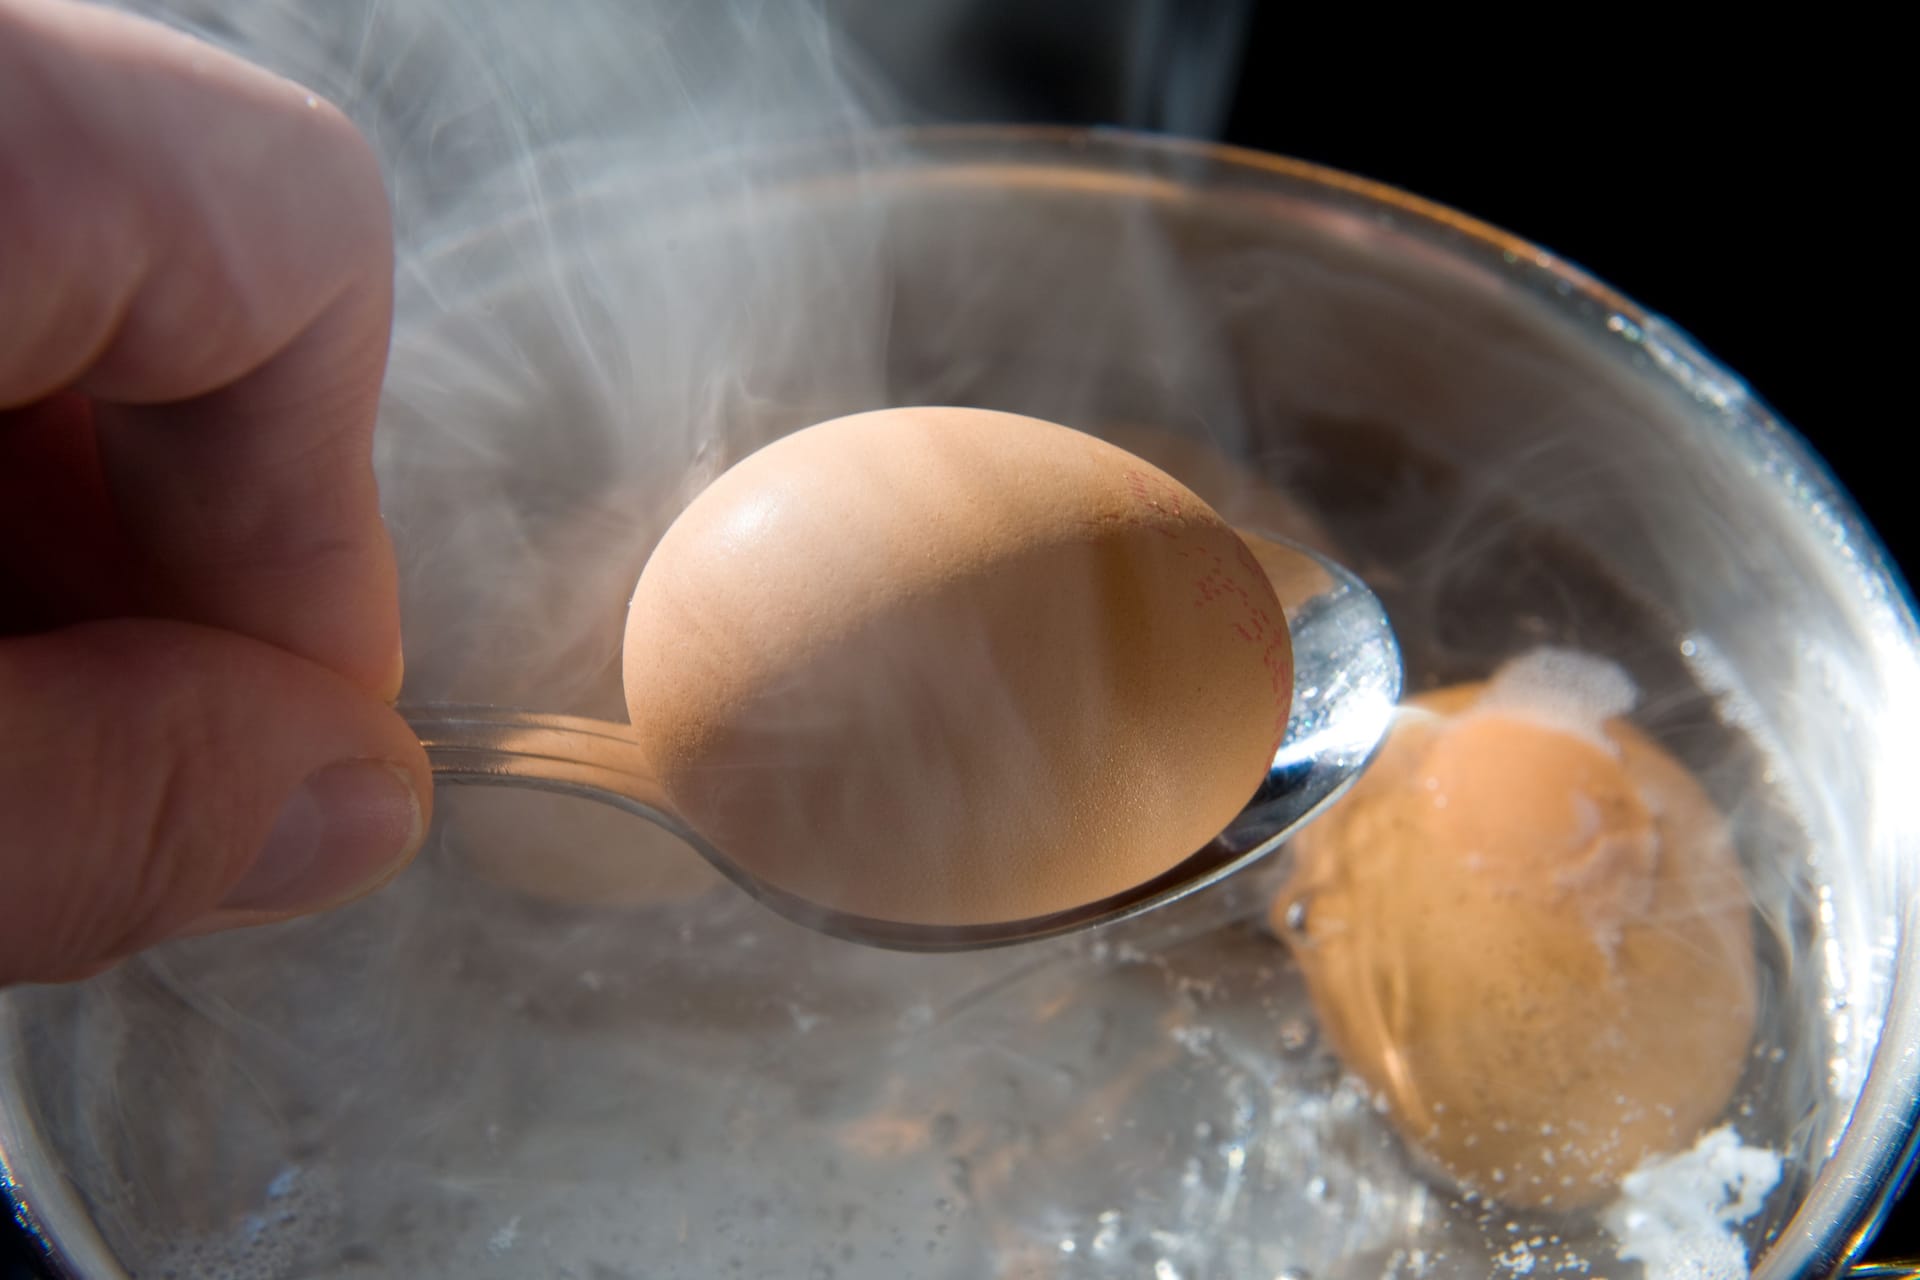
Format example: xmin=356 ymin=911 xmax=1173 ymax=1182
xmin=1220 ymin=19 xmax=1907 ymax=579
xmin=3 ymin=8 xmax=1909 ymax=1277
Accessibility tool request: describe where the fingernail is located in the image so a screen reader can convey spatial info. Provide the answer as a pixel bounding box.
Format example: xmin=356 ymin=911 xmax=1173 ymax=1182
xmin=223 ymin=761 xmax=423 ymax=914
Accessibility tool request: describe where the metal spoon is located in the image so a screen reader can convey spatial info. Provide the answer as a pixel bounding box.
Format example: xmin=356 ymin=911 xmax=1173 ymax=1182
xmin=401 ymin=533 xmax=1401 ymax=952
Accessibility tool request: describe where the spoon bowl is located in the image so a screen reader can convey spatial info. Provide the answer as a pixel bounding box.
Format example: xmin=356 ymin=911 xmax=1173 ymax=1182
xmin=402 ymin=532 xmax=1401 ymax=951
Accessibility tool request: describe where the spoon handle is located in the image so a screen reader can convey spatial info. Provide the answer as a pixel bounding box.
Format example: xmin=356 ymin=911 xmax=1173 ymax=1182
xmin=399 ymin=706 xmax=673 ymax=814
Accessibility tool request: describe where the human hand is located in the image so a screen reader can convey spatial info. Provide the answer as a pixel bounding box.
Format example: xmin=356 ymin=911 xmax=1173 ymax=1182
xmin=1 ymin=0 xmax=433 ymax=985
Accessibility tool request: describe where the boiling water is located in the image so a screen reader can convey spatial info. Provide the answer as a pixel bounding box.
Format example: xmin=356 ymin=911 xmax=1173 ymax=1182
xmin=6 ymin=427 xmax=1838 ymax=1280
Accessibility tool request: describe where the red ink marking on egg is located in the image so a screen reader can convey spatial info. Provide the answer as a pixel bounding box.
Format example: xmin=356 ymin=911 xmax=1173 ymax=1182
xmin=1124 ymin=466 xmax=1192 ymax=525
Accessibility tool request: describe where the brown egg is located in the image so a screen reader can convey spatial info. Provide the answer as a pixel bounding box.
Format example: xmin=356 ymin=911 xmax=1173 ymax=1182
xmin=623 ymin=407 xmax=1291 ymax=926
xmin=1272 ymin=664 xmax=1756 ymax=1209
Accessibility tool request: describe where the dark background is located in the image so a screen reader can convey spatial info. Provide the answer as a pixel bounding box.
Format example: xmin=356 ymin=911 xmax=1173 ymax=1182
xmin=4 ymin=6 xmax=1908 ymax=1277
xmin=1220 ymin=23 xmax=1906 ymax=582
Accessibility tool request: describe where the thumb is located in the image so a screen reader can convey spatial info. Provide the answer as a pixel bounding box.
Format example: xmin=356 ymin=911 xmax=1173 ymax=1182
xmin=0 ymin=619 xmax=432 ymax=986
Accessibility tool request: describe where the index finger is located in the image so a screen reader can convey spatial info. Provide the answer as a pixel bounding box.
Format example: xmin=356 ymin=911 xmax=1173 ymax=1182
xmin=0 ymin=0 xmax=401 ymax=696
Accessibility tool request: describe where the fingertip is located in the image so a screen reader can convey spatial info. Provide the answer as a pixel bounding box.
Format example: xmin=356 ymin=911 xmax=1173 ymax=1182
xmin=188 ymin=756 xmax=428 ymax=939
xmin=0 ymin=620 xmax=433 ymax=985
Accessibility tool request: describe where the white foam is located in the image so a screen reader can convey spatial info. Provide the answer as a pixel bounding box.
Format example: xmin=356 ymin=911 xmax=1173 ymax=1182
xmin=1470 ymin=648 xmax=1638 ymax=752
xmin=138 ymin=1165 xmax=343 ymax=1280
xmin=1600 ymin=1125 xmax=1782 ymax=1280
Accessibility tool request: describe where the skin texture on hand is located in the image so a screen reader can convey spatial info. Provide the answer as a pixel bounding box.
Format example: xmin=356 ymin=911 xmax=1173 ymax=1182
xmin=0 ymin=0 xmax=432 ymax=985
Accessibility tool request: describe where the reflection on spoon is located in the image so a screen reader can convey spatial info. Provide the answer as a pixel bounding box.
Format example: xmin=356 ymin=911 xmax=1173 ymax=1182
xmin=403 ymin=527 xmax=1398 ymax=953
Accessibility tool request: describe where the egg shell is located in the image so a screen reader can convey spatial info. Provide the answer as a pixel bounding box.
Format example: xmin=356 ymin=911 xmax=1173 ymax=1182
xmin=622 ymin=407 xmax=1292 ymax=926
xmin=1273 ymin=680 xmax=1757 ymax=1209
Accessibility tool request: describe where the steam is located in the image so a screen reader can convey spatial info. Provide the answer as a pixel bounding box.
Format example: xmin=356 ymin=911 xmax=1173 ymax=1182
xmin=124 ymin=0 xmax=908 ymax=713
xmin=1471 ymin=646 xmax=1639 ymax=751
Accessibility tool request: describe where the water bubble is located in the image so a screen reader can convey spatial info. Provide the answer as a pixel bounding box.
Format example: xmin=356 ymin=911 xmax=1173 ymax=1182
xmin=484 ymin=1215 xmax=520 ymax=1255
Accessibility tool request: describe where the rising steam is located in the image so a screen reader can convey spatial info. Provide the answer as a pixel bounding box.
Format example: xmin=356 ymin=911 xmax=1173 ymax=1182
xmin=117 ymin=0 xmax=906 ymax=716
